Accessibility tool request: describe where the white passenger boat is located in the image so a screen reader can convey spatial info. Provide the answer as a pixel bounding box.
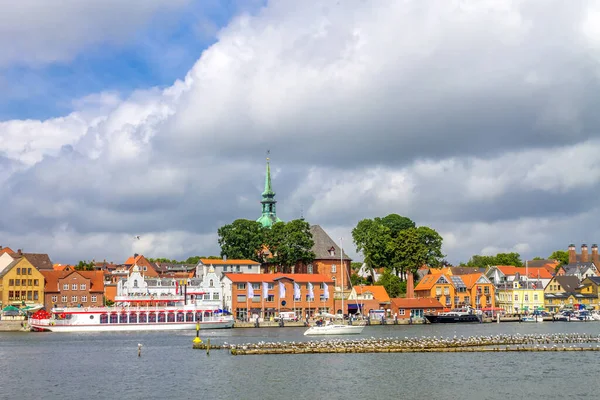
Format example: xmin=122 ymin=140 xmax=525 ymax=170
xmin=29 ymin=300 xmax=234 ymax=333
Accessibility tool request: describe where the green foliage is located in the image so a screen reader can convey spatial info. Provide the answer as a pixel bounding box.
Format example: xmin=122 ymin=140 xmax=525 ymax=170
xmin=352 ymin=214 xmax=444 ymax=280
xmin=104 ymin=299 xmax=114 ymax=307
xmin=376 ymin=270 xmax=406 ymax=298
xmin=466 ymin=252 xmax=522 ymax=268
xmin=148 ymin=258 xmax=179 ymax=263
xmin=350 ymin=274 xmax=368 ymax=286
xmin=263 ymin=219 xmax=315 ymax=272
xmin=350 ymin=262 xmax=363 ymax=272
xmin=217 ymin=219 xmax=265 ymax=262
xmin=549 ymin=250 xmax=569 ymax=266
xmin=532 ymin=256 xmax=543 ymax=260
xmin=75 ymin=260 xmax=95 ymax=271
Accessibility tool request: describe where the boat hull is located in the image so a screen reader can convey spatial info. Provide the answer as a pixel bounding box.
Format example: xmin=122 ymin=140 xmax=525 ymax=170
xmin=425 ymin=314 xmax=481 ymax=323
xmin=304 ymin=324 xmax=365 ymax=336
xmin=30 ymin=320 xmax=234 ymax=333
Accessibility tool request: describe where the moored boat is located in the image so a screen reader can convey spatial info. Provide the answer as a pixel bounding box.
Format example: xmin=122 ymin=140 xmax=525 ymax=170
xmin=304 ymin=320 xmax=365 ymax=336
xmin=425 ymin=307 xmax=481 ymax=323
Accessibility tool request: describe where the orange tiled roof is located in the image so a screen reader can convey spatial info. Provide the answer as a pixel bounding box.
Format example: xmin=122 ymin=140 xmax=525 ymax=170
xmin=224 ymin=273 xmax=332 ymax=283
xmin=41 ymin=270 xmax=105 ymax=293
xmin=458 ymin=273 xmax=487 ymax=288
xmin=352 ymin=285 xmax=390 ymax=302
xmin=200 ymin=259 xmax=260 ymax=265
xmin=0 ymin=246 xmax=15 ymax=255
xmin=415 ymin=274 xmax=451 ymax=291
xmin=391 ymin=297 xmax=444 ymax=309
xmin=53 ymin=264 xmax=75 ymax=271
xmin=495 ymin=266 xmax=553 ymax=279
xmin=124 ymin=255 xmax=143 ymax=265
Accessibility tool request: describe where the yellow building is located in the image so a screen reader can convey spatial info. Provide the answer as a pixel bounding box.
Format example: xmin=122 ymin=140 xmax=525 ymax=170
xmin=414 ymin=273 xmax=495 ymax=309
xmin=0 ymin=257 xmax=45 ymax=307
xmin=496 ymin=279 xmax=545 ymax=314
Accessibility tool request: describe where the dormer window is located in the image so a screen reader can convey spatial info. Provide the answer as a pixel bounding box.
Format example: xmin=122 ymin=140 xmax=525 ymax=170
xmin=328 ymin=247 xmax=335 ymax=256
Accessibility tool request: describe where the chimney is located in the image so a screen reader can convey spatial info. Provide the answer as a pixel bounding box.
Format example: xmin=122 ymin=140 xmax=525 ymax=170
xmin=406 ymin=273 xmax=415 ymax=299
xmin=17 ymin=249 xmax=22 ymax=255
xmin=593 ymin=244 xmax=599 ymax=265
xmin=134 ymin=253 xmax=139 ymax=258
xmin=568 ymin=244 xmax=576 ymax=264
xmin=582 ymin=244 xmax=589 ymax=262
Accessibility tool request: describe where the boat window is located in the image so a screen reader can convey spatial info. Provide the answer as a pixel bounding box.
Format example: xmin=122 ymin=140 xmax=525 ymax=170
xmin=133 ymin=280 xmax=138 ymax=288
xmin=210 ymin=279 xmax=214 ymax=287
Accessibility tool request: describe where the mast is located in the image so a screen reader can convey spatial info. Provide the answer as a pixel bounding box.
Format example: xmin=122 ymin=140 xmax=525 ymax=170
xmin=341 ymin=237 xmax=344 ymax=316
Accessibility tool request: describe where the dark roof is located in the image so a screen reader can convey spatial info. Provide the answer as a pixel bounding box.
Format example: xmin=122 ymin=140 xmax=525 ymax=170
xmin=449 ymin=267 xmax=485 ymax=275
xmin=564 ymin=262 xmax=597 ymax=275
xmin=309 ymin=225 xmax=351 ymax=261
xmin=22 ymin=253 xmax=53 ymax=270
xmin=554 ymin=276 xmax=581 ymax=292
xmin=584 ymin=276 xmax=600 ymax=285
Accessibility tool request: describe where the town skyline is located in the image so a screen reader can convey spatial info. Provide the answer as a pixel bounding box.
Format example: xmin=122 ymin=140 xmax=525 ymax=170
xmin=2 ymin=1 xmax=600 ymax=265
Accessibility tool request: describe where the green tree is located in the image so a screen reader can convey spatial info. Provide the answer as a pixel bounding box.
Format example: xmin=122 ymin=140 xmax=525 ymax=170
xmin=532 ymin=256 xmax=543 ymax=260
xmin=184 ymin=256 xmax=201 ymax=264
xmin=217 ymin=219 xmax=265 ymax=262
xmin=263 ymin=219 xmax=315 ymax=272
xmin=377 ymin=214 xmax=415 ymax=237
xmin=387 ymin=228 xmax=429 ymax=279
xmin=495 ymin=252 xmax=522 ymax=266
xmin=352 ymin=218 xmax=392 ymax=279
xmin=350 ymin=274 xmax=368 ymax=286
xmin=75 ymin=260 xmax=95 ymax=271
xmin=376 ymin=270 xmax=405 ymax=298
xmin=350 ymin=262 xmax=363 ymax=272
xmin=416 ymin=226 xmax=445 ymax=267
xmin=549 ymin=250 xmax=569 ymax=266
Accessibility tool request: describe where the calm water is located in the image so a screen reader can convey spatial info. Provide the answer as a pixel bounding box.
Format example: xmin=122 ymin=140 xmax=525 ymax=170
xmin=2 ymin=322 xmax=600 ymax=400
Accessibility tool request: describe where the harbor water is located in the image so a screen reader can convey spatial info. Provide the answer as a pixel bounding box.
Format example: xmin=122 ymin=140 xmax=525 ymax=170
xmin=2 ymin=322 xmax=600 ymax=400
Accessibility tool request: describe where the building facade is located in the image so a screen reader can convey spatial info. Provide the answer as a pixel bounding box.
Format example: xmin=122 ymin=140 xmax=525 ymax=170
xmin=414 ymin=273 xmax=495 ymax=310
xmin=222 ymin=273 xmax=334 ymax=321
xmin=41 ymin=270 xmax=105 ymax=308
xmin=195 ymin=258 xmax=261 ymax=280
xmin=0 ymin=257 xmax=45 ymax=307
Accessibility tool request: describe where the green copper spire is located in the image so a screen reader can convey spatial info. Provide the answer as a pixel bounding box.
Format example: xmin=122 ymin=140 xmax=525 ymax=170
xmin=257 ymin=154 xmax=282 ymax=228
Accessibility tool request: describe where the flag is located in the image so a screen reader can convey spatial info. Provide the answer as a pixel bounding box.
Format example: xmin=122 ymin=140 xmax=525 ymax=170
xmin=262 ymin=282 xmax=269 ymax=299
xmin=247 ymin=282 xmax=254 ymax=299
xmin=322 ymin=283 xmax=329 ymax=299
xmin=279 ymin=281 xmax=286 ymax=298
xmin=307 ymin=282 xmax=314 ymax=298
xmin=293 ymin=282 xmax=301 ymax=300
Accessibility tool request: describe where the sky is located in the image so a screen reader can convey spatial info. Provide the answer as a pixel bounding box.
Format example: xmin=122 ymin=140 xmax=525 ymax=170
xmin=1 ymin=0 xmax=600 ymax=265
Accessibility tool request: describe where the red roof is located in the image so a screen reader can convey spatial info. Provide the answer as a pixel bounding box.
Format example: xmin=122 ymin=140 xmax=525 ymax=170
xmin=495 ymin=266 xmax=553 ymax=279
xmin=0 ymin=246 xmax=14 ymax=255
xmin=41 ymin=270 xmax=105 ymax=293
xmin=224 ymin=273 xmax=333 ymax=283
xmin=352 ymin=285 xmax=390 ymax=302
xmin=391 ymin=298 xmax=444 ymax=308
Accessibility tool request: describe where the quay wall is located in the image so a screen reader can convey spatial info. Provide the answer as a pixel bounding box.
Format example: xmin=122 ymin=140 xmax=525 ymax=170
xmin=0 ymin=321 xmax=26 ymax=332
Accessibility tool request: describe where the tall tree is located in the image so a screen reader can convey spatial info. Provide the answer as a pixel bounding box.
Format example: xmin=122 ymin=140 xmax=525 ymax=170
xmin=263 ymin=220 xmax=315 ymax=272
xmin=416 ymin=226 xmax=445 ymax=268
xmin=466 ymin=252 xmax=522 ymax=268
xmin=217 ymin=219 xmax=264 ymax=262
xmin=387 ymin=228 xmax=429 ymax=279
xmin=549 ymin=250 xmax=569 ymax=266
xmin=352 ymin=218 xmax=392 ymax=278
xmin=377 ymin=214 xmax=415 ymax=237
xmin=75 ymin=260 xmax=95 ymax=271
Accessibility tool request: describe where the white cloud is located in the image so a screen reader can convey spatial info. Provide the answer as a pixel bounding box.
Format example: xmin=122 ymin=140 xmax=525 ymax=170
xmin=2 ymin=0 xmax=600 ymax=265
xmin=0 ymin=0 xmax=190 ymax=67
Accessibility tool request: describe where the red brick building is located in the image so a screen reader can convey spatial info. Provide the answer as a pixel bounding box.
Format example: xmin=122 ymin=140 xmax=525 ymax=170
xmin=41 ymin=270 xmax=105 ymax=308
xmin=223 ymin=273 xmax=334 ymax=320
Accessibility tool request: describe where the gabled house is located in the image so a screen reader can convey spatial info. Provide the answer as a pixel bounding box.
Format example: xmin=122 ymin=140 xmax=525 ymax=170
xmin=41 ymin=270 xmax=105 ymax=308
xmin=123 ymin=254 xmax=159 ymax=278
xmin=196 ymin=258 xmax=261 ymax=280
xmin=414 ymin=273 xmax=495 ymax=310
xmin=486 ymin=265 xmax=553 ymax=289
xmin=347 ymin=285 xmax=391 ymax=315
xmin=303 ymin=225 xmax=352 ymax=290
xmin=0 ymin=256 xmax=46 ymax=307
xmin=563 ymin=262 xmax=598 ymax=281
xmin=390 ymin=298 xmax=445 ymax=320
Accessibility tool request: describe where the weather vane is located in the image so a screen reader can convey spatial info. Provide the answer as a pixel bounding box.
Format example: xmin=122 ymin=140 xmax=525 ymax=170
xmin=266 ymin=149 xmax=270 ymax=161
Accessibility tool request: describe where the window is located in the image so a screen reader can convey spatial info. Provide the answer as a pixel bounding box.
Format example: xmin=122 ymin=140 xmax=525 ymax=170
xmin=443 ymin=287 xmax=449 ymax=295
xmin=331 ymin=264 xmax=337 ymax=273
xmin=80 ymin=284 xmax=86 ymax=290
xmin=399 ymin=309 xmax=405 ymax=316
xmin=133 ymin=280 xmax=138 ymax=288
xmin=209 ymin=280 xmax=214 ymax=287
xmin=72 ymin=284 xmax=77 ymax=290
xmin=82 ymin=296 xmax=87 ymax=302
xmin=28 ymin=279 xmax=32 ymax=286
xmin=328 ymin=247 xmax=335 ymax=256
xmin=91 ymin=296 xmax=97 ymax=302
xmin=27 ymin=291 xmax=32 ymax=300
xmin=252 ymin=283 xmax=260 ymax=289
xmin=15 ymin=279 xmax=20 ymax=286
xmin=514 ymin=294 xmax=518 ymax=301
xmin=266 ymin=294 xmax=275 ymax=302
xmin=236 ymin=266 xmax=240 ymax=272
xmin=435 ymin=287 xmax=442 ymax=296
xmin=16 ymin=268 xmax=20 ymax=275
xmin=223 ymin=266 xmax=228 ymax=272
xmin=9 ymin=279 xmax=14 ymax=286
xmin=71 ymin=296 xmax=78 ymax=302
xmin=33 ymin=292 xmax=38 ymax=300
xmin=464 ymin=296 xmax=470 ymax=304
xmin=248 ymin=265 xmax=252 ymax=270
xmin=28 ymin=268 xmax=32 ymax=275
xmin=63 ymin=284 xmax=69 ymax=290
xmin=305 ymin=295 xmax=315 ymax=301
xmin=484 ymin=287 xmax=490 ymax=295
xmin=534 ymin=294 xmax=538 ymax=301
xmin=51 ymin=296 xmax=57 ymax=303
xmin=237 ymin=295 xmax=247 ymax=302
xmin=62 ymin=296 xmax=67 ymax=302
xmin=8 ymin=291 xmax=14 ymax=300
xmin=524 ymin=294 xmax=529 ymax=301
xmin=268 ymin=283 xmax=274 ymax=289
xmin=237 ymin=283 xmax=246 ymax=290
xmin=213 ymin=292 xmax=219 ymax=300
xmin=307 ymin=264 xmax=313 ymax=274
xmin=143 ymin=266 xmax=147 ymax=271
xmin=203 ymin=293 xmax=210 ymax=300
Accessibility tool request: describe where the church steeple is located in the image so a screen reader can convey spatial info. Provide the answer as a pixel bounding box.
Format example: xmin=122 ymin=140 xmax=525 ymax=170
xmin=257 ymin=152 xmax=282 ymax=228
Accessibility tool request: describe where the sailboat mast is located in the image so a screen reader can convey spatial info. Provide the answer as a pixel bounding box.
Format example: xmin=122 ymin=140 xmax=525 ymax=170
xmin=341 ymin=237 xmax=344 ymax=316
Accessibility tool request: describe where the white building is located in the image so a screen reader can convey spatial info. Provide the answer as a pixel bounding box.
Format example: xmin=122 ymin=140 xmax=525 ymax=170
xmin=195 ymin=258 xmax=261 ymax=280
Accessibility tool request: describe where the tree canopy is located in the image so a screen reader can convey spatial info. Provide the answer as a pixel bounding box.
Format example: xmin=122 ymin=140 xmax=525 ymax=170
xmin=352 ymin=214 xmax=444 ymax=281
xmin=462 ymin=252 xmax=522 ymax=268
xmin=549 ymin=250 xmax=569 ymax=266
xmin=376 ymin=270 xmax=406 ymax=298
xmin=75 ymin=260 xmax=95 ymax=271
xmin=217 ymin=218 xmax=315 ymax=270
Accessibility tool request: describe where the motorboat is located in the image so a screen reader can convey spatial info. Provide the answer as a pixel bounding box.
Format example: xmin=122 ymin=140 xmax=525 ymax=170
xmin=424 ymin=307 xmax=481 ymax=323
xmin=521 ymin=314 xmax=544 ymax=322
xmin=304 ymin=320 xmax=365 ymax=336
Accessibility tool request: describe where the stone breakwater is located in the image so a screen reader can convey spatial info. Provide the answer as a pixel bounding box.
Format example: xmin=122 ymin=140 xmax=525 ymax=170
xmin=192 ymin=333 xmax=600 ymax=355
